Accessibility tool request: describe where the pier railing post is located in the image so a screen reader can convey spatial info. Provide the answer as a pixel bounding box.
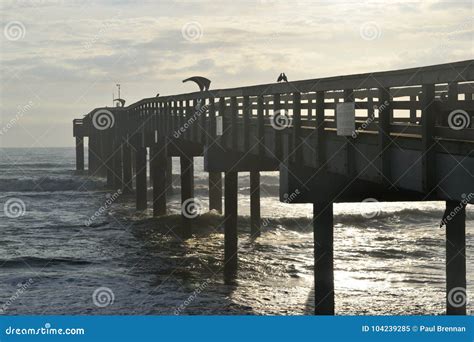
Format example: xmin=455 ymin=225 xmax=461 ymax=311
xmin=378 ymin=87 xmax=391 ymax=185
xmin=409 ymin=95 xmax=417 ymax=124
xmin=257 ymin=95 xmax=265 ymax=156
xmin=224 ymin=171 xmax=238 ymax=283
xmin=243 ymin=96 xmax=250 ymax=151
xmin=445 ymin=201 xmax=467 ymax=315
xmin=250 ymin=170 xmax=261 ymax=237
xmin=421 ymin=84 xmax=436 ymax=193
xmin=292 ymin=92 xmax=302 ymax=164
xmin=180 ymin=155 xmax=194 ymax=239
xmin=209 ymin=172 xmax=222 ymax=213
xmin=135 ymin=135 xmax=148 ymax=210
xmin=313 ymin=202 xmax=335 ymax=315
xmin=343 ymin=89 xmax=356 ymax=178
xmin=273 ymin=93 xmax=283 ymax=159
xmin=75 ymin=136 xmax=84 ymax=171
xmin=230 ymin=97 xmax=238 ymax=150
xmin=315 ymin=91 xmax=326 ymax=170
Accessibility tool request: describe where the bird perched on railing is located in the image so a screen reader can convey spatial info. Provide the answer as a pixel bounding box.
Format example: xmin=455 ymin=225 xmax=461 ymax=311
xmin=277 ymin=73 xmax=288 ymax=83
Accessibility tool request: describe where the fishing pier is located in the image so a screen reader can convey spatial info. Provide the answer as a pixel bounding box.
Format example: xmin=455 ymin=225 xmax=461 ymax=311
xmin=73 ymin=60 xmax=474 ymax=315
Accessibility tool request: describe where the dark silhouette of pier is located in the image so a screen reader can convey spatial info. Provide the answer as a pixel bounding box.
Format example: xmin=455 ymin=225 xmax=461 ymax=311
xmin=73 ymin=60 xmax=474 ymax=315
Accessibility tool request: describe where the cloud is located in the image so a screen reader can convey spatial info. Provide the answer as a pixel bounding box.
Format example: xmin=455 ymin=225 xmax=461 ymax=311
xmin=0 ymin=0 xmax=472 ymax=146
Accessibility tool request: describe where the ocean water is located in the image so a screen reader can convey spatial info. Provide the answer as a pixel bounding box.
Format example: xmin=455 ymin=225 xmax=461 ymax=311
xmin=0 ymin=147 xmax=472 ymax=315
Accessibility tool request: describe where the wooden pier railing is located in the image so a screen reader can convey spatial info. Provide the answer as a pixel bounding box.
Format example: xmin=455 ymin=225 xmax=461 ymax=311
xmin=73 ymin=60 xmax=474 ymax=315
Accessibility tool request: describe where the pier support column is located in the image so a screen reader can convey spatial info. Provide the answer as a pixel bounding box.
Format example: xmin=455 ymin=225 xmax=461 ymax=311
xmin=88 ymin=134 xmax=99 ymax=175
xmin=151 ymin=144 xmax=167 ymax=216
xmin=122 ymin=139 xmax=133 ymax=194
xmin=135 ymin=142 xmax=147 ymax=210
xmin=224 ymin=171 xmax=238 ymax=283
xmin=166 ymin=157 xmax=173 ymax=196
xmin=112 ymin=142 xmax=123 ymax=190
xmin=75 ymin=136 xmax=84 ymax=171
xmin=98 ymin=133 xmax=108 ymax=177
xmin=105 ymin=138 xmax=114 ymax=189
xmin=180 ymin=155 xmax=194 ymax=239
xmin=250 ymin=171 xmax=261 ymax=237
xmin=445 ymin=201 xmax=467 ymax=315
xmin=313 ymin=202 xmax=334 ymax=315
xmin=209 ymin=172 xmax=222 ymax=213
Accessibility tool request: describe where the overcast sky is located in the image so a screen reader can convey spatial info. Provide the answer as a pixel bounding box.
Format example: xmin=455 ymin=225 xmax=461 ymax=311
xmin=0 ymin=0 xmax=472 ymax=147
